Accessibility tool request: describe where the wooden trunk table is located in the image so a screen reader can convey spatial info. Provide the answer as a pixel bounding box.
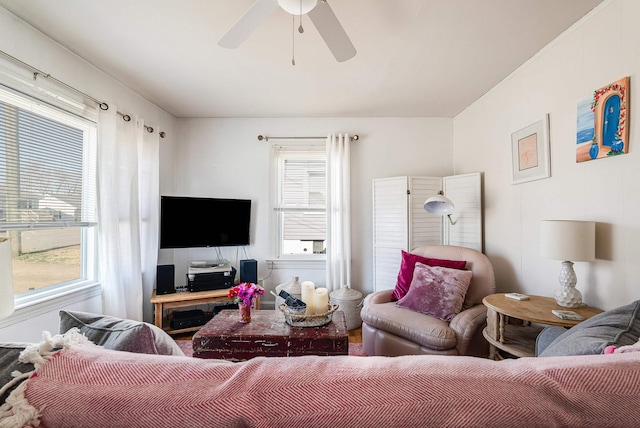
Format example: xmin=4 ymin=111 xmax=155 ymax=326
xmin=192 ymin=309 xmax=349 ymax=360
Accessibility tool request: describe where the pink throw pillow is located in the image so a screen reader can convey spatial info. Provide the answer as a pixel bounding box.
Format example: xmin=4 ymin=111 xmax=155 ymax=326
xmin=396 ymin=262 xmax=473 ymax=321
xmin=390 ymin=250 xmax=467 ymax=301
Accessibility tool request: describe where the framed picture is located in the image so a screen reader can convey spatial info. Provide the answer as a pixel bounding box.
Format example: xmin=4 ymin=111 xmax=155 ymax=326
xmin=511 ymin=115 xmax=550 ymax=184
xmin=576 ymin=76 xmax=629 ymax=162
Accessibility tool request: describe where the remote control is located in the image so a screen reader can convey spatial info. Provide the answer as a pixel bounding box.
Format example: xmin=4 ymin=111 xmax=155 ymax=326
xmin=505 ymin=293 xmax=530 ymax=301
xmin=278 ymin=290 xmax=307 ymax=308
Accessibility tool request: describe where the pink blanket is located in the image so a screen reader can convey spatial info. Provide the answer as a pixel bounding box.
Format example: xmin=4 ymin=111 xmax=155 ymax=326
xmin=13 ymin=345 xmax=640 ymax=427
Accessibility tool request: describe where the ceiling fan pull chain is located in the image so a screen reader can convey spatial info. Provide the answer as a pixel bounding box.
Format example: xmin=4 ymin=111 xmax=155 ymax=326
xmin=298 ymin=0 xmax=304 ymax=33
xmin=291 ymin=13 xmax=296 ymax=66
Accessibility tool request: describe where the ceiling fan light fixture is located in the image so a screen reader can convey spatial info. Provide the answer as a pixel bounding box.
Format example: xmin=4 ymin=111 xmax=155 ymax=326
xmin=278 ymin=0 xmax=318 ymax=15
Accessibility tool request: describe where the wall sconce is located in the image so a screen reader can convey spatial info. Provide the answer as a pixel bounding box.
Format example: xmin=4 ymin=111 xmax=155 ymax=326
xmin=540 ymin=220 xmax=595 ymax=308
xmin=423 ymin=191 xmax=456 ymax=225
xmin=0 ymin=237 xmax=15 ymax=319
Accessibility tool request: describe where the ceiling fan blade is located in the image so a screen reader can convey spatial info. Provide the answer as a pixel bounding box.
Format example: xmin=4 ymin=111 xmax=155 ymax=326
xmin=308 ymin=1 xmax=356 ymax=62
xmin=218 ymin=0 xmax=279 ymax=49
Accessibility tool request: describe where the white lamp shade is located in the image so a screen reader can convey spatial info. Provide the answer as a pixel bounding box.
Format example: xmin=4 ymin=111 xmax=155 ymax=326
xmin=423 ymin=193 xmax=454 ymax=215
xmin=0 ymin=237 xmax=15 ymax=319
xmin=540 ymin=220 xmax=595 ymax=262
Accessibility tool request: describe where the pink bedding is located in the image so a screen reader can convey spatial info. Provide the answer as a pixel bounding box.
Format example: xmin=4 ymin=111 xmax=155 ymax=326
xmin=9 ymin=344 xmax=640 ymax=427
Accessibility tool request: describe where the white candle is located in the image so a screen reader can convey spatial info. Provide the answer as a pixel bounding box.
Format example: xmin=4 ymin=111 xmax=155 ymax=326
xmin=314 ymin=287 xmax=328 ymax=314
xmin=301 ymin=281 xmax=315 ymax=314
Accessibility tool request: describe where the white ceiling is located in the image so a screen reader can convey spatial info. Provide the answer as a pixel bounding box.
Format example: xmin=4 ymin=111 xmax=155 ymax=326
xmin=0 ymin=0 xmax=604 ymax=118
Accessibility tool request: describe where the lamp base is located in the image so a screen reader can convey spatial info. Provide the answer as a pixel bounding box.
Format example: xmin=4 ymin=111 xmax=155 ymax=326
xmin=554 ymin=261 xmax=583 ymax=308
xmin=555 ymin=286 xmax=583 ymax=308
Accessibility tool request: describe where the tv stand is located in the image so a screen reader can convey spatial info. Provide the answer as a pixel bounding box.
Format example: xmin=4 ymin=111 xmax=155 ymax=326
xmin=151 ymin=288 xmax=232 ymax=335
xmin=151 ymin=287 xmax=262 ymax=335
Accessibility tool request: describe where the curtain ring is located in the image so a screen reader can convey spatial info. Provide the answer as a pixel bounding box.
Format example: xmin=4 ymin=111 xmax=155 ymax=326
xmin=122 ymin=114 xmax=131 ymax=122
xmin=146 ymin=126 xmax=154 ymax=133
xmin=159 ymin=131 xmax=166 ymax=138
xmin=99 ymin=102 xmax=109 ymax=111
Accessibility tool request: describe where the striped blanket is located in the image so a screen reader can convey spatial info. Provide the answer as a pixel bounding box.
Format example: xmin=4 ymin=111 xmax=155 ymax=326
xmin=3 ymin=335 xmax=640 ymax=427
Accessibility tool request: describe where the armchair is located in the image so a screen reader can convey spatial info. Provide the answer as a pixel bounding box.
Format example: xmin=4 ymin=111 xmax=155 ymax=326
xmin=361 ymin=245 xmax=495 ymax=357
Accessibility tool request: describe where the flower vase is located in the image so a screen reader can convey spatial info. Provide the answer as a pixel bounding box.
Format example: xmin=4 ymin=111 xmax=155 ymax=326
xmin=238 ymin=302 xmax=251 ymax=323
xmin=589 ymin=142 xmax=599 ymax=160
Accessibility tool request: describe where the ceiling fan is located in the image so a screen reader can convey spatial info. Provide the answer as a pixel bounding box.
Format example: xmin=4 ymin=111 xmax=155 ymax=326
xmin=218 ymin=0 xmax=357 ymax=62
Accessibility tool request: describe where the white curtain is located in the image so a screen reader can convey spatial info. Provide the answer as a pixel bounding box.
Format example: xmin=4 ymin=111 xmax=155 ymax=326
xmin=325 ymin=133 xmax=351 ymax=291
xmin=97 ymin=107 xmax=159 ymax=320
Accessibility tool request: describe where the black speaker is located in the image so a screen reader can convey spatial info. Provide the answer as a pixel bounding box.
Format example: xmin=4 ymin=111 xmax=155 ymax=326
xmin=239 ymin=259 xmax=258 ymax=284
xmin=156 ymin=265 xmax=175 ymax=295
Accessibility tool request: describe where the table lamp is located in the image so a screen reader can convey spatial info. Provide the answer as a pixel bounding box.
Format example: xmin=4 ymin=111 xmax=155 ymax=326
xmin=0 ymin=237 xmax=15 ymax=319
xmin=540 ymin=220 xmax=595 ymax=308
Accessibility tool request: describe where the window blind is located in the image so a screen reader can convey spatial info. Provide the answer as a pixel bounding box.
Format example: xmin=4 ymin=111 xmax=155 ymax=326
xmin=0 ymin=84 xmax=97 ymax=230
xmin=280 ymin=157 xmax=326 ymax=241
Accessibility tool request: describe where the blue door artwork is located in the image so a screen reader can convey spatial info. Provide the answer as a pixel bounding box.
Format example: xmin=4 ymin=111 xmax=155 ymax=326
xmin=576 ymin=76 xmax=629 ymax=163
xmin=602 ymin=95 xmax=621 ymax=148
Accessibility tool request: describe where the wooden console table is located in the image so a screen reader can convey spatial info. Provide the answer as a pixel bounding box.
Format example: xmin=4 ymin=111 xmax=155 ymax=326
xmin=482 ymin=293 xmax=602 ymax=359
xmin=151 ymin=289 xmax=235 ymax=335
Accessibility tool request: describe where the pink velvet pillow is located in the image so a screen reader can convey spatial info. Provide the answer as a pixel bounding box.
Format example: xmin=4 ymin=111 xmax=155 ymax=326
xmin=391 ymin=250 xmax=467 ymax=301
xmin=396 ymin=262 xmax=473 ymax=321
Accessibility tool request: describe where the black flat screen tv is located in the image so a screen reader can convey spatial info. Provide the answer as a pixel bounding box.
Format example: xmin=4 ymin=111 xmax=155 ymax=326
xmin=160 ymin=196 xmax=251 ymax=248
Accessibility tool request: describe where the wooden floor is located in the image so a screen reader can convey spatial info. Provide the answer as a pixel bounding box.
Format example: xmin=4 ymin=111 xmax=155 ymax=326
xmin=349 ymin=327 xmax=362 ymax=343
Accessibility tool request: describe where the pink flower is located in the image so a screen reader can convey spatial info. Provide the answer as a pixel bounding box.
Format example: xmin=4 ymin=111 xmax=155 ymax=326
xmin=228 ymin=282 xmax=264 ymax=308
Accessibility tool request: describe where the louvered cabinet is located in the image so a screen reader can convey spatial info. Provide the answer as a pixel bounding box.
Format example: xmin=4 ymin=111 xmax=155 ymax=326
xmin=372 ymin=173 xmax=482 ymax=293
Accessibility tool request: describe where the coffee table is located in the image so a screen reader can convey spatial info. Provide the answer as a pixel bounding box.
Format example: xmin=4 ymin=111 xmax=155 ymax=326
xmin=192 ymin=309 xmax=349 ymax=360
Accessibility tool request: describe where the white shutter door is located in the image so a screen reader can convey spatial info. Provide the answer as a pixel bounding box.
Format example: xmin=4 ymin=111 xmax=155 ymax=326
xmin=372 ymin=177 xmax=409 ymax=292
xmin=443 ymin=172 xmax=482 ymax=251
xmin=408 ymin=177 xmax=442 ymax=250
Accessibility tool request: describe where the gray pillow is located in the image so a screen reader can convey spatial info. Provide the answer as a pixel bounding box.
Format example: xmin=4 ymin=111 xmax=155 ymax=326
xmin=539 ymin=300 xmax=640 ymax=357
xmin=535 ymin=326 xmax=568 ymax=356
xmin=0 ymin=344 xmax=33 ymax=404
xmin=59 ymin=310 xmax=184 ymax=356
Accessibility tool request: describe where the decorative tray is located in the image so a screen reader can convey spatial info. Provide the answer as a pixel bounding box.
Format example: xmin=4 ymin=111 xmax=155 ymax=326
xmin=278 ymin=303 xmax=339 ymax=327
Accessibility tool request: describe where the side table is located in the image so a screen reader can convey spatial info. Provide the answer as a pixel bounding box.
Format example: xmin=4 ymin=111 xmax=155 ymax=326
xmin=482 ymin=293 xmax=602 ymax=359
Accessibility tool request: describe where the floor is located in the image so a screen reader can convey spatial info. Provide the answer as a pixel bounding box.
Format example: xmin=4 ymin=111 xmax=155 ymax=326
xmin=349 ymin=327 xmax=362 ymax=343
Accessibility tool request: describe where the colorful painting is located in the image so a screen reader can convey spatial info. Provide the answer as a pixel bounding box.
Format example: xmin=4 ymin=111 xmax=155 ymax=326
xmin=511 ymin=115 xmax=550 ymax=184
xmin=576 ymin=76 xmax=629 ymax=162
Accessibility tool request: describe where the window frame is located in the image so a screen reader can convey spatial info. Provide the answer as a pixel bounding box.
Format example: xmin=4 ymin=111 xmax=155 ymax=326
xmin=0 ymin=76 xmax=99 ymax=322
xmin=270 ymin=142 xmax=327 ymax=261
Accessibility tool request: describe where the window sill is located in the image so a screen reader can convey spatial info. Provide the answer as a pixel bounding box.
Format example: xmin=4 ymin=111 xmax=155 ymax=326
xmin=266 ymin=258 xmax=326 ymax=270
xmin=0 ymin=281 xmax=102 ymax=329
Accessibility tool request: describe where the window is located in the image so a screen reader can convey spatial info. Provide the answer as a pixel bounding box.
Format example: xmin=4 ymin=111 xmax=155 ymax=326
xmin=0 ymin=83 xmax=97 ymax=298
xmin=271 ymin=144 xmax=326 ymax=258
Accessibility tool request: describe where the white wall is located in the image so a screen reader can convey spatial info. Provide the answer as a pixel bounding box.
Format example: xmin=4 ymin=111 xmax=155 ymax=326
xmin=0 ymin=7 xmax=177 ymax=339
xmin=168 ymin=117 xmax=454 ymax=304
xmin=453 ymin=0 xmax=640 ymax=310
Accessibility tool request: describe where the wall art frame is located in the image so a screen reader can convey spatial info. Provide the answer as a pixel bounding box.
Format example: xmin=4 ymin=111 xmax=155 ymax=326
xmin=511 ymin=114 xmax=550 ymax=184
xmin=576 ymin=76 xmax=629 ymax=163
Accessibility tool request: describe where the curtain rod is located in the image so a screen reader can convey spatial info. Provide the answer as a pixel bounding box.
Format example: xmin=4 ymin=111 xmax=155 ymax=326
xmin=117 ymin=111 xmax=165 ymax=138
xmin=0 ymin=49 xmax=165 ymax=138
xmin=258 ymin=135 xmax=359 ymax=142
